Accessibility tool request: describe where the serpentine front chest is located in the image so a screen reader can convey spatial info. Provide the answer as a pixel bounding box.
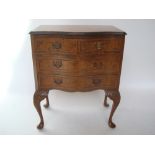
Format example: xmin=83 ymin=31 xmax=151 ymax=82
xmin=30 ymin=25 xmax=126 ymax=129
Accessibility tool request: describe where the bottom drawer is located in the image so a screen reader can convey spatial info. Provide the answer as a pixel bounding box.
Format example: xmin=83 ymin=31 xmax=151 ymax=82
xmin=38 ymin=74 xmax=119 ymax=91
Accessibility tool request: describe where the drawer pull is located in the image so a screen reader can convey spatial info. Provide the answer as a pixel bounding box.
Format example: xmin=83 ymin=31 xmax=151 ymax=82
xmin=54 ymin=79 xmax=63 ymax=85
xmin=92 ymin=79 xmax=101 ymax=85
xmin=53 ymin=60 xmax=62 ymax=68
xmin=52 ymin=42 xmax=62 ymax=49
xmin=96 ymin=42 xmax=102 ymax=50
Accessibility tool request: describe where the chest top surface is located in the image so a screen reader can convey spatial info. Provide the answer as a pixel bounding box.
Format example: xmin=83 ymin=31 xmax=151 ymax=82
xmin=30 ymin=25 xmax=127 ymax=35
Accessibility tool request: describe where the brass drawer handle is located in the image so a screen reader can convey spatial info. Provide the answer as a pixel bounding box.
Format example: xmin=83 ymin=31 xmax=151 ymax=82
xmin=96 ymin=42 xmax=102 ymax=50
xmin=52 ymin=42 xmax=62 ymax=49
xmin=54 ymin=79 xmax=63 ymax=85
xmin=92 ymin=79 xmax=101 ymax=85
xmin=53 ymin=60 xmax=62 ymax=68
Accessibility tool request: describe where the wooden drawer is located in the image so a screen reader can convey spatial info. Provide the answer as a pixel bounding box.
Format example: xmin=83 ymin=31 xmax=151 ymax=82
xmin=33 ymin=36 xmax=77 ymax=54
xmin=37 ymin=53 xmax=121 ymax=75
xmin=38 ymin=75 xmax=77 ymax=91
xmin=79 ymin=36 xmax=124 ymax=55
xmin=78 ymin=75 xmax=119 ymax=90
xmin=37 ymin=58 xmax=78 ymax=74
xmin=38 ymin=74 xmax=119 ymax=90
xmin=79 ymin=54 xmax=121 ymax=75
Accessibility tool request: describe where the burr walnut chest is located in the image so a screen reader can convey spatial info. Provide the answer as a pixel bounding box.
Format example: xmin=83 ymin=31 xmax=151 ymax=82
xmin=30 ymin=25 xmax=126 ymax=129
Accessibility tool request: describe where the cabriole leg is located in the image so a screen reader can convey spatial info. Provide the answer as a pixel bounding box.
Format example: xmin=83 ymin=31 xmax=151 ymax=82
xmin=33 ymin=90 xmax=49 ymax=129
xmin=104 ymin=90 xmax=121 ymax=128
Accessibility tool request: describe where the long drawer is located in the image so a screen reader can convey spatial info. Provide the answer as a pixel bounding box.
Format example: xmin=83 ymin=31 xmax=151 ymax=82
xmin=38 ymin=74 xmax=119 ymax=91
xmin=36 ymin=53 xmax=122 ymax=75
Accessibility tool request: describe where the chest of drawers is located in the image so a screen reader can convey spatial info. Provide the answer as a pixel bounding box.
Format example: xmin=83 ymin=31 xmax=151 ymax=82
xmin=30 ymin=25 xmax=126 ymax=129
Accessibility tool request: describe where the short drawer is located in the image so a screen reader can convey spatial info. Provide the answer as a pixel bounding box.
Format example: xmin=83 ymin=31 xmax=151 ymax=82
xmin=78 ymin=75 xmax=119 ymax=90
xmin=38 ymin=75 xmax=77 ymax=91
xmin=37 ymin=58 xmax=78 ymax=74
xmin=79 ymin=54 xmax=121 ymax=75
xmin=79 ymin=36 xmax=124 ymax=55
xmin=33 ymin=36 xmax=77 ymax=54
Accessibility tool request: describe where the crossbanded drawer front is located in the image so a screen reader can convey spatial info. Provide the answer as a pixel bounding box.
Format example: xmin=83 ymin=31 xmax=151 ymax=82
xmin=79 ymin=36 xmax=124 ymax=54
xmin=38 ymin=75 xmax=77 ymax=90
xmin=37 ymin=58 xmax=78 ymax=74
xmin=78 ymin=75 xmax=119 ymax=90
xmin=37 ymin=53 xmax=121 ymax=75
xmin=38 ymin=74 xmax=119 ymax=90
xmin=33 ymin=36 xmax=77 ymax=54
xmin=79 ymin=54 xmax=121 ymax=75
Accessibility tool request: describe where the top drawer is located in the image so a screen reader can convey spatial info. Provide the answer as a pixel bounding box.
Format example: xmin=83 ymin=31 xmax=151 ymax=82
xmin=32 ymin=36 xmax=78 ymax=54
xmin=79 ymin=36 xmax=124 ymax=54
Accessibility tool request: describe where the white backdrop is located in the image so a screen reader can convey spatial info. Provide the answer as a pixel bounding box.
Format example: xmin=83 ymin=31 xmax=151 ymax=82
xmin=0 ymin=19 xmax=155 ymax=134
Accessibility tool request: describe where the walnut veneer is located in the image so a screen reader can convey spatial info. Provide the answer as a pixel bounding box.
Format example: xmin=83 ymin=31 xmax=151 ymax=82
xmin=30 ymin=25 xmax=126 ymax=129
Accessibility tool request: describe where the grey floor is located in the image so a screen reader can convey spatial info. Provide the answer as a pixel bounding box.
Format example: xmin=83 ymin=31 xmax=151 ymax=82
xmin=0 ymin=88 xmax=155 ymax=135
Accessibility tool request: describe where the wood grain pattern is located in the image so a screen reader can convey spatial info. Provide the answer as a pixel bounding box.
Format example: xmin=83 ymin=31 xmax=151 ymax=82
xmin=30 ymin=25 xmax=126 ymax=129
xmin=36 ymin=53 xmax=121 ymax=76
xmin=38 ymin=74 xmax=119 ymax=91
xmin=79 ymin=36 xmax=124 ymax=53
xmin=33 ymin=36 xmax=78 ymax=54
